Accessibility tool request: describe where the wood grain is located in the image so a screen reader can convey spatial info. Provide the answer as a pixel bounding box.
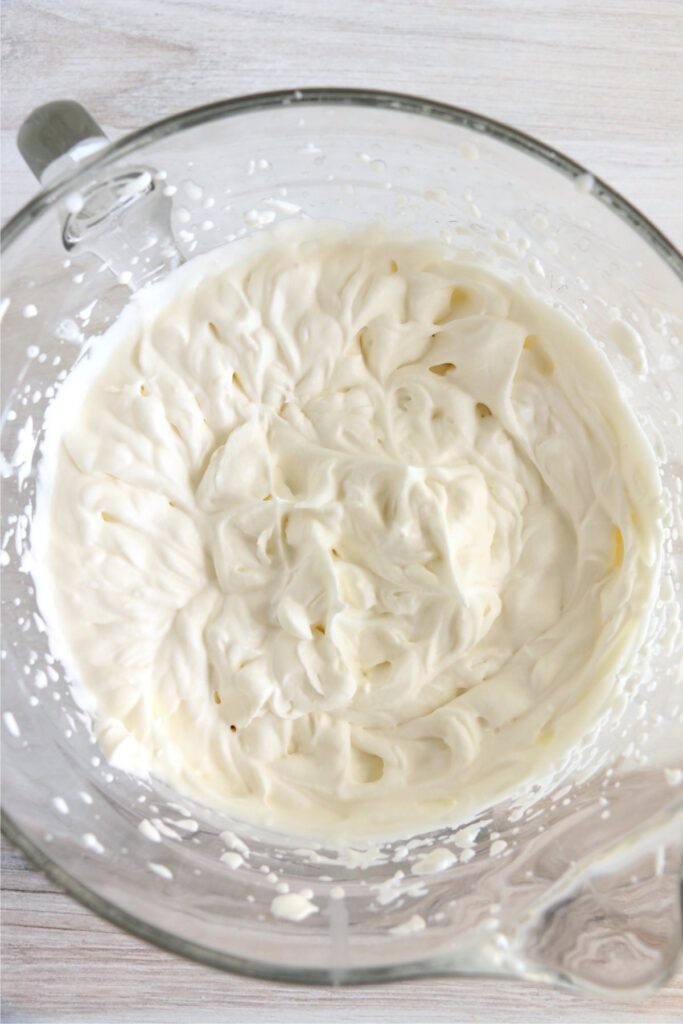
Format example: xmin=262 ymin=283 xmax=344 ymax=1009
xmin=2 ymin=0 xmax=682 ymax=243
xmin=1 ymin=1 xmax=682 ymax=1021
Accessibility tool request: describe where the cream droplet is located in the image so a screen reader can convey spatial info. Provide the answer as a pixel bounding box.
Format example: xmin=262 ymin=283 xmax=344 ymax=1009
xmin=220 ymin=851 xmax=244 ymax=869
xmin=411 ymin=847 xmax=457 ymax=875
xmin=271 ymin=893 xmax=318 ymax=921
xmin=148 ymin=861 xmax=173 ymax=880
xmin=82 ymin=833 xmax=105 ymax=854
xmin=3 ymin=712 xmax=20 ymax=737
xmin=389 ymin=914 xmax=425 ymax=935
xmin=51 ymin=796 xmax=69 ymax=815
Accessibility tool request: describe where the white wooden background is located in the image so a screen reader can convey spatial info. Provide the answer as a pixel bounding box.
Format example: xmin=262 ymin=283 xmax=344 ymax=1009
xmin=1 ymin=1 xmax=682 ymax=1021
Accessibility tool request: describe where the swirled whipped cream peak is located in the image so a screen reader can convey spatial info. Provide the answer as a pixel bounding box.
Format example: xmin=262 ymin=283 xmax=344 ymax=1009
xmin=33 ymin=222 xmax=661 ymax=840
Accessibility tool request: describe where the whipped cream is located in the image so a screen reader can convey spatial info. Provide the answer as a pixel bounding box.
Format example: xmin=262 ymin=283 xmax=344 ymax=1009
xmin=33 ymin=223 xmax=661 ymax=841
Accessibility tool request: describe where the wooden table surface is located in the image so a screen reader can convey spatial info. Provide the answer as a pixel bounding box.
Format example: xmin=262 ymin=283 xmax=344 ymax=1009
xmin=2 ymin=2 xmax=682 ymax=1021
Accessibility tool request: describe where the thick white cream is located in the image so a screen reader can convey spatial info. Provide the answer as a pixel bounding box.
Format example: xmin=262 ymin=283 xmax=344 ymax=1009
xmin=33 ymin=223 xmax=661 ymax=841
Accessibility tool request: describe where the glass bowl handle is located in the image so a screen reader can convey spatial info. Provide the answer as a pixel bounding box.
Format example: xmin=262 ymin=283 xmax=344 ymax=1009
xmin=17 ymin=100 xmax=109 ymax=186
xmin=17 ymin=100 xmax=183 ymax=286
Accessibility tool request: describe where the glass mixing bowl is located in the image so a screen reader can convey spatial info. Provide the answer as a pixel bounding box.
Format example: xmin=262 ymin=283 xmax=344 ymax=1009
xmin=2 ymin=89 xmax=682 ymax=995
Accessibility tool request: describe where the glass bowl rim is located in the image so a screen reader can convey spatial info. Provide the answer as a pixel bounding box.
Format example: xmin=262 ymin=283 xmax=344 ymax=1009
xmin=2 ymin=87 xmax=682 ymax=275
xmin=2 ymin=85 xmax=682 ymax=987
